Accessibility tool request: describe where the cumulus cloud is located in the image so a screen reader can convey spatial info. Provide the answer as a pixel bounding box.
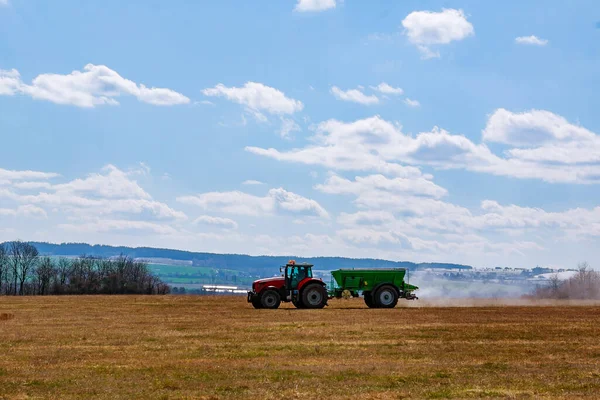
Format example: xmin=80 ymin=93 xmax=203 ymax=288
xmin=0 ymin=167 xmax=59 ymax=182
xmin=294 ymin=0 xmax=336 ymax=12
xmin=248 ymin=111 xmax=600 ymax=184
xmin=242 ymin=180 xmax=264 ymax=186
xmin=482 ymin=109 xmax=593 ymax=147
xmin=0 ymin=165 xmax=186 ymax=221
xmin=402 ymin=9 xmax=474 ymax=58
xmin=515 ymin=35 xmax=548 ymax=46
xmin=279 ymin=117 xmax=301 ymax=138
xmin=177 ymin=188 xmax=329 ymax=218
xmin=0 ymin=64 xmax=190 ymax=107
xmin=193 ymin=215 xmax=238 ymax=230
xmin=330 ymin=86 xmax=379 ymax=105
xmin=202 ymin=82 xmax=303 ymax=119
xmin=0 ymin=205 xmax=47 ymax=219
xmin=315 ymin=173 xmax=447 ymax=199
xmin=404 ymin=98 xmax=420 ymax=107
xmin=58 ymin=220 xmax=179 ymax=235
xmin=371 ymin=82 xmax=403 ymax=95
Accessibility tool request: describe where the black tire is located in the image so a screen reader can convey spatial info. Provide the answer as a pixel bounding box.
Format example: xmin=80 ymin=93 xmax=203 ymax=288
xmin=260 ymin=290 xmax=281 ymax=309
xmin=374 ymin=285 xmax=399 ymax=308
xmin=251 ymin=296 xmax=262 ymax=309
xmin=363 ymin=291 xmax=376 ymax=308
xmin=292 ymin=298 xmax=305 ymax=309
xmin=301 ymin=284 xmax=327 ymax=309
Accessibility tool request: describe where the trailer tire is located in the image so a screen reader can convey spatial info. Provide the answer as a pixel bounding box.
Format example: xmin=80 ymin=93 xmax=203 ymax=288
xmin=251 ymin=296 xmax=262 ymax=309
xmin=375 ymin=285 xmax=398 ymax=308
xmin=260 ymin=290 xmax=281 ymax=309
xmin=301 ymin=284 xmax=327 ymax=309
xmin=363 ymin=291 xmax=376 ymax=308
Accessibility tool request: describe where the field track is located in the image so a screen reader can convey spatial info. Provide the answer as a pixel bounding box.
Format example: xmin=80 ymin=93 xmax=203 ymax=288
xmin=1 ymin=296 xmax=600 ymax=399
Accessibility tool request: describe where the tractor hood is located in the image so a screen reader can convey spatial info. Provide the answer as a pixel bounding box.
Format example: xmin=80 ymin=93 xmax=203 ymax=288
xmin=253 ymin=276 xmax=284 ymax=285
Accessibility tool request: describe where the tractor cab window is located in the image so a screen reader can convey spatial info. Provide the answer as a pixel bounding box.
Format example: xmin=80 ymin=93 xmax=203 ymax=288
xmin=287 ymin=265 xmax=312 ymax=288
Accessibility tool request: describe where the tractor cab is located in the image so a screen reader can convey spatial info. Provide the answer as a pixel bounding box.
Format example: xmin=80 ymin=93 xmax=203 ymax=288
xmin=283 ymin=261 xmax=313 ymax=290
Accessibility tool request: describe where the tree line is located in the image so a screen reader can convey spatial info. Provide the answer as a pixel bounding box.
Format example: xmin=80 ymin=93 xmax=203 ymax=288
xmin=532 ymin=262 xmax=600 ymax=300
xmin=0 ymin=241 xmax=170 ymax=296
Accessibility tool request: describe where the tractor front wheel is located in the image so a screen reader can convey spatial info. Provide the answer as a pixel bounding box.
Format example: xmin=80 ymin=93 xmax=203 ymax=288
xmin=251 ymin=296 xmax=262 ymax=309
xmin=363 ymin=291 xmax=376 ymax=308
xmin=260 ymin=290 xmax=281 ymax=309
xmin=301 ymin=284 xmax=327 ymax=309
xmin=375 ymin=285 xmax=398 ymax=308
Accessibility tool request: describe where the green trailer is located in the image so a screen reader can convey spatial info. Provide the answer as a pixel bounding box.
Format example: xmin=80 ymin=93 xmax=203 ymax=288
xmin=328 ymin=268 xmax=418 ymax=308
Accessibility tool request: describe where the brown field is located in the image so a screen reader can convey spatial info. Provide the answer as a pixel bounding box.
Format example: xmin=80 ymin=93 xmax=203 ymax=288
xmin=1 ymin=296 xmax=600 ymax=399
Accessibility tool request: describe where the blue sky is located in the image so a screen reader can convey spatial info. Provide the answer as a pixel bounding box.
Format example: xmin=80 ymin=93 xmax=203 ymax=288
xmin=1 ymin=0 xmax=600 ymax=268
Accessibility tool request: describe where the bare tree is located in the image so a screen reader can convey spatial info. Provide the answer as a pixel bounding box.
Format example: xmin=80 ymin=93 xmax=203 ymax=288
xmin=35 ymin=257 xmax=55 ymax=295
xmin=0 ymin=244 xmax=7 ymax=295
xmin=9 ymin=241 xmax=39 ymax=295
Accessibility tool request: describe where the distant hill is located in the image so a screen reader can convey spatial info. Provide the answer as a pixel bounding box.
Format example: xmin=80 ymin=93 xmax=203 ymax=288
xmin=19 ymin=242 xmax=472 ymax=275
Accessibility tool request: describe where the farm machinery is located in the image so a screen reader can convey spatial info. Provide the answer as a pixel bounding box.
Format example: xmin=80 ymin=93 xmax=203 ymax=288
xmin=247 ymin=260 xmax=418 ymax=309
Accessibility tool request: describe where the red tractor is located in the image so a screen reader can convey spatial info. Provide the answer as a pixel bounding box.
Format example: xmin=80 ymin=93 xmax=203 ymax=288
xmin=247 ymin=260 xmax=328 ymax=309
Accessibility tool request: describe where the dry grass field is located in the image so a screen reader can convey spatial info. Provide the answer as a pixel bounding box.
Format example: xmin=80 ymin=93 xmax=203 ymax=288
xmin=1 ymin=296 xmax=600 ymax=399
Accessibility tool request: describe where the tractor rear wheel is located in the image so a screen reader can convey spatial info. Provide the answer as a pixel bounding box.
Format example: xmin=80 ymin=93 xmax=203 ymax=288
xmin=251 ymin=296 xmax=262 ymax=309
xmin=292 ymin=299 xmax=305 ymax=309
xmin=260 ymin=290 xmax=281 ymax=309
xmin=375 ymin=285 xmax=398 ymax=308
xmin=301 ymin=284 xmax=327 ymax=309
xmin=363 ymin=291 xmax=376 ymax=308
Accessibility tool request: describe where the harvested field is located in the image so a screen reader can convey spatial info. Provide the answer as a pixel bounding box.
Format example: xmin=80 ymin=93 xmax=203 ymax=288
xmin=1 ymin=296 xmax=600 ymax=399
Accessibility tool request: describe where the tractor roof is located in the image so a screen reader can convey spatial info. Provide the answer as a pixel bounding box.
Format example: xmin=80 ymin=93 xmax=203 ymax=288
xmin=284 ymin=261 xmax=313 ymax=267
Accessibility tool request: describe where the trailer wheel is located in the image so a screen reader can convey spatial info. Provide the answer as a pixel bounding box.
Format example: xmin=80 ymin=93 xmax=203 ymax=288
xmin=363 ymin=291 xmax=376 ymax=308
xmin=301 ymin=284 xmax=327 ymax=309
xmin=251 ymin=296 xmax=262 ymax=309
xmin=260 ymin=290 xmax=281 ymax=309
xmin=375 ymin=285 xmax=398 ymax=308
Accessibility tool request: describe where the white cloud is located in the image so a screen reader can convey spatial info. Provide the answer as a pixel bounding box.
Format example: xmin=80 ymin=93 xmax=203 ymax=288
xmin=193 ymin=215 xmax=238 ymax=230
xmin=294 ymin=0 xmax=336 ymax=12
xmin=515 ymin=35 xmax=548 ymax=46
xmin=371 ymin=82 xmax=403 ymax=95
xmin=202 ymin=82 xmax=303 ymax=116
xmin=269 ymin=188 xmax=329 ymax=218
xmin=0 ymin=205 xmax=47 ymax=219
xmin=242 ymin=180 xmax=264 ymax=186
xmin=12 ymin=182 xmax=53 ymax=190
xmin=248 ymin=112 xmax=600 ymax=184
xmin=402 ymin=9 xmax=474 ymax=58
xmin=279 ymin=117 xmax=301 ymax=138
xmin=330 ymin=86 xmax=379 ymax=105
xmin=0 ymin=64 xmax=190 ymax=107
xmin=404 ymin=98 xmax=420 ymax=107
xmin=315 ymin=173 xmax=447 ymax=199
xmin=59 ymin=220 xmax=179 ymax=235
xmin=16 ymin=205 xmax=47 ymax=218
xmin=177 ymin=188 xmax=329 ymax=218
xmin=0 ymin=167 xmax=59 ymax=182
xmin=53 ymin=165 xmax=152 ymax=200
xmin=0 ymin=165 xmax=186 ymax=221
xmin=0 ymin=0 xmax=8 ymax=6
xmin=482 ymin=108 xmax=593 ymax=147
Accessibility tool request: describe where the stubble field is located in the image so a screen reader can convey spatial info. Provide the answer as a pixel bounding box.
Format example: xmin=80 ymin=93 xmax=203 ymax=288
xmin=1 ymin=296 xmax=600 ymax=399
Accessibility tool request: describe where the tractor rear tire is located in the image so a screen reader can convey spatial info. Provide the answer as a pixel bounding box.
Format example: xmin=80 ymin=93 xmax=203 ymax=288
xmin=260 ymin=290 xmax=281 ymax=309
xmin=363 ymin=291 xmax=376 ymax=308
xmin=301 ymin=284 xmax=327 ymax=309
xmin=292 ymin=298 xmax=305 ymax=309
xmin=251 ymin=296 xmax=262 ymax=309
xmin=374 ymin=285 xmax=399 ymax=308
